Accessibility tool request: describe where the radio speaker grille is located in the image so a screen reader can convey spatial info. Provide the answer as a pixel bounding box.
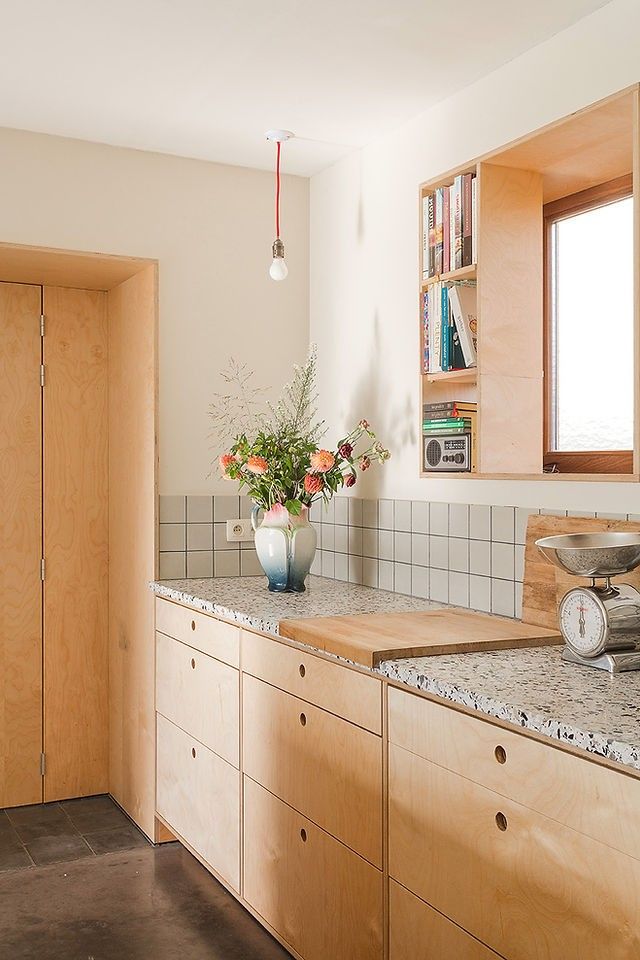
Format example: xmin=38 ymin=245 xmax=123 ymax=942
xmin=425 ymin=439 xmax=442 ymax=468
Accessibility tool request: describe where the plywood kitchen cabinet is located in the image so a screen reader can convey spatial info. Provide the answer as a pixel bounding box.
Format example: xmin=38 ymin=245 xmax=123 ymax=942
xmin=244 ymin=776 xmax=383 ymax=960
xmin=388 ymin=684 xmax=640 ymax=960
xmin=0 ymin=245 xmax=157 ymax=828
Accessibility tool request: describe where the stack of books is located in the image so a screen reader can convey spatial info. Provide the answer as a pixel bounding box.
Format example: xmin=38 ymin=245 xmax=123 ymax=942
xmin=422 ymin=281 xmax=477 ymax=375
xmin=423 ymin=401 xmax=478 ymax=470
xmin=422 ymin=172 xmax=477 ymax=280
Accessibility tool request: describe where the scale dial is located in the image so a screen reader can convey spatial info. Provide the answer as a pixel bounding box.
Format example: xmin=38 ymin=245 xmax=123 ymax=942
xmin=559 ymin=587 xmax=608 ymax=658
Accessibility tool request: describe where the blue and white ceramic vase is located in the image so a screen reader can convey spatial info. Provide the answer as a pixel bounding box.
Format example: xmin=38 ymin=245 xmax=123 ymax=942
xmin=251 ymin=504 xmax=317 ymax=593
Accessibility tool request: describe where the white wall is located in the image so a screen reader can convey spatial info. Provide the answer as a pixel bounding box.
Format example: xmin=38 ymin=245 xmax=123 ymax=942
xmin=310 ymin=0 xmax=640 ymax=513
xmin=0 ymin=127 xmax=309 ymax=494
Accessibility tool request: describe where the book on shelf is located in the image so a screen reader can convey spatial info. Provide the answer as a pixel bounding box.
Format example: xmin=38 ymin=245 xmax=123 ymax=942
xmin=440 ymin=285 xmax=449 ymax=372
xmin=421 ymin=173 xmax=477 ymax=280
xmin=423 ymin=400 xmax=477 ymax=416
xmin=421 ymin=290 xmax=429 ymax=374
xmin=462 ymin=174 xmax=473 ymax=267
xmin=449 ymin=283 xmax=478 ymax=367
xmin=423 ymin=414 xmax=477 ymax=432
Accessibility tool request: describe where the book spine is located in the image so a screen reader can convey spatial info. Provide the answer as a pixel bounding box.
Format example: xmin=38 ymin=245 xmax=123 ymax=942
xmin=471 ymin=176 xmax=477 ymax=265
xmin=448 ymin=184 xmax=456 ymax=272
xmin=423 ymin=402 xmax=477 ymax=415
xmin=423 ymin=416 xmax=474 ymax=428
xmin=427 ymin=286 xmax=436 ymax=373
xmin=443 ymin=186 xmax=450 ymax=277
xmin=441 ymin=285 xmax=449 ymax=371
xmin=435 ymin=188 xmax=443 ymax=275
xmin=428 ymin=194 xmax=435 ymax=279
xmin=448 ymin=286 xmax=471 ymax=367
xmin=462 ymin=174 xmax=473 ymax=267
xmin=432 ymin=282 xmax=442 ymax=372
xmin=422 ymin=426 xmax=470 ymax=435
xmin=421 ymin=290 xmax=429 ymax=374
xmin=422 ymin=196 xmax=429 ymax=280
xmin=454 ymin=175 xmax=463 ymax=270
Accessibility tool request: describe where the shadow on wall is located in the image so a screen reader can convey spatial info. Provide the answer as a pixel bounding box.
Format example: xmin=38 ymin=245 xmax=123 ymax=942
xmin=343 ymin=309 xmax=415 ymax=498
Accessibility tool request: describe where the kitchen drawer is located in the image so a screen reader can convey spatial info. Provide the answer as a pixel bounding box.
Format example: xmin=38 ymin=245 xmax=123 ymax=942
xmin=156 ymin=597 xmax=239 ymax=667
xmin=389 ymin=880 xmax=501 ymax=960
xmin=243 ymin=776 xmax=383 ymax=960
xmin=242 ymin=629 xmax=381 ymax=733
xmin=389 ymin=742 xmax=640 ymax=960
xmin=388 ymin=685 xmax=640 ymax=861
xmin=156 ymin=713 xmax=239 ymax=891
xmin=156 ymin=631 xmax=239 ymax=767
xmin=243 ymin=673 xmax=382 ymax=866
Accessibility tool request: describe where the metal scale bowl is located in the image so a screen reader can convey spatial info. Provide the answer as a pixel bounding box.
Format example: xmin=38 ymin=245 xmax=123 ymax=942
xmin=536 ymin=532 xmax=640 ymax=673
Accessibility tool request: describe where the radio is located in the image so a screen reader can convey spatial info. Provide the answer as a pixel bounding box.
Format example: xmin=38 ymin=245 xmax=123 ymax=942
xmin=423 ymin=433 xmax=471 ymax=472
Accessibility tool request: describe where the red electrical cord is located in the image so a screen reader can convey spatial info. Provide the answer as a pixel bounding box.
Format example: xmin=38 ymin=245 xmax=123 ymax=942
xmin=275 ymin=140 xmax=281 ymax=239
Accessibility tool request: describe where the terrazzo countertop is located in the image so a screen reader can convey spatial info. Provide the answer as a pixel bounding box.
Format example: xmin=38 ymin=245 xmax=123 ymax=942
xmin=151 ymin=575 xmax=640 ymax=773
xmin=151 ymin=574 xmax=436 ymax=636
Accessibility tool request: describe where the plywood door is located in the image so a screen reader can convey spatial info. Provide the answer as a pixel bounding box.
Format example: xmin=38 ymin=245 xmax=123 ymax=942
xmin=0 ymin=282 xmax=43 ymax=807
xmin=107 ymin=264 xmax=158 ymax=839
xmin=42 ymin=286 xmax=108 ymax=801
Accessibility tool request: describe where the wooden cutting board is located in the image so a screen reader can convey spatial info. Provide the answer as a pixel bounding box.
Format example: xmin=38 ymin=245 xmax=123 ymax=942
xmin=279 ymin=608 xmax=560 ymax=668
xmin=523 ymin=513 xmax=640 ymax=629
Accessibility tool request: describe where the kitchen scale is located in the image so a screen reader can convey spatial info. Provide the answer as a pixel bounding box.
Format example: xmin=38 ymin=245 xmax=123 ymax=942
xmin=536 ymin=532 xmax=640 ymax=673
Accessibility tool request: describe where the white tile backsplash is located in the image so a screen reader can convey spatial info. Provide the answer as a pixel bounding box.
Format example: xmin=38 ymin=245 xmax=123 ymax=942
xmin=469 ymin=504 xmax=491 ymax=541
xmin=158 ymin=494 xmax=562 ymax=621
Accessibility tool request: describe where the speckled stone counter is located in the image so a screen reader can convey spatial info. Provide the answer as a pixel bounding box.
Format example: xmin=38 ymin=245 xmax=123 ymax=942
xmin=151 ymin=574 xmax=436 ymax=636
xmin=151 ymin=575 xmax=640 ymax=773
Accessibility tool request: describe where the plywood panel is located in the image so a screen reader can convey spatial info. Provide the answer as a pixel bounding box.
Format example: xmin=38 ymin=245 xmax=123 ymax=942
xmin=244 ymin=776 xmax=383 ymax=960
xmin=0 ymin=242 xmax=154 ymax=292
xmin=523 ymin=514 xmax=640 ymax=629
xmin=478 ymin=374 xmax=543 ymax=474
xmin=243 ymin=673 xmax=383 ymax=866
xmin=486 ymin=88 xmax=634 ymax=203
xmin=107 ymin=264 xmax=158 ymax=839
xmin=157 ymin=713 xmax=239 ymax=891
xmin=43 ymin=286 xmax=109 ymax=800
xmin=388 ymin=685 xmax=640 ymax=862
xmin=0 ymin=282 xmax=43 ymax=807
xmin=389 ymin=746 xmax=640 ymax=960
xmin=389 ymin=880 xmax=502 ymax=960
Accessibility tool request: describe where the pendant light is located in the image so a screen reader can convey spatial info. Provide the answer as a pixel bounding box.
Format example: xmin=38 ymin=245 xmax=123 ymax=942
xmin=266 ymin=130 xmax=294 ymax=281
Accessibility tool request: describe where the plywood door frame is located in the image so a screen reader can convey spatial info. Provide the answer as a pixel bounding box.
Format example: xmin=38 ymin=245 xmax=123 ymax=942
xmin=0 ymin=241 xmax=158 ymax=828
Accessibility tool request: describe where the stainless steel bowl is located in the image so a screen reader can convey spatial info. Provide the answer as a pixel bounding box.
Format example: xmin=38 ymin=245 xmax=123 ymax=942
xmin=535 ymin=532 xmax=640 ymax=578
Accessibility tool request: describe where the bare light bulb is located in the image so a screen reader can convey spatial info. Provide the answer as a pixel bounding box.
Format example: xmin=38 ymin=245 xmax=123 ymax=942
xmin=269 ymin=238 xmax=288 ymax=281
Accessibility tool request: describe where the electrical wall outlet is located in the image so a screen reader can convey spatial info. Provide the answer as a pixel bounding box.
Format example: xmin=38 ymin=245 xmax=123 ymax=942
xmin=226 ymin=518 xmax=254 ymax=542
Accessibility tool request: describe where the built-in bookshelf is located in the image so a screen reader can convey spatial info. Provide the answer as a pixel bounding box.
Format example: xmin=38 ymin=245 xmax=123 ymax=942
xmin=418 ymin=83 xmax=640 ymax=481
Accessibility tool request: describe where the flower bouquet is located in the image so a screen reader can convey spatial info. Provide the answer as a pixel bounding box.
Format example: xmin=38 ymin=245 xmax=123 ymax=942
xmin=211 ymin=348 xmax=389 ymax=592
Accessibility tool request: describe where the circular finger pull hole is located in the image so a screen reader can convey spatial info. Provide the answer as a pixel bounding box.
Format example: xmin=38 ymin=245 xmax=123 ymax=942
xmin=299 ymin=713 xmax=307 ymax=727
xmin=299 ymin=664 xmax=306 ymax=678
xmin=495 ymin=812 xmax=508 ymax=832
xmin=191 ymin=747 xmax=197 ymax=759
xmin=191 ymin=658 xmax=196 ymax=669
xmin=300 ymin=828 xmax=307 ymax=842
xmin=494 ymin=745 xmax=507 ymax=764
xmin=191 ymin=620 xmax=196 ymax=631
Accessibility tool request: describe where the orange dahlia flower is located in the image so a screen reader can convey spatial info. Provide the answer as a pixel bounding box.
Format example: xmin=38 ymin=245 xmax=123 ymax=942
xmin=309 ymin=449 xmax=335 ymax=473
xmin=304 ymin=474 xmax=324 ymax=494
xmin=246 ymin=455 xmax=268 ymax=475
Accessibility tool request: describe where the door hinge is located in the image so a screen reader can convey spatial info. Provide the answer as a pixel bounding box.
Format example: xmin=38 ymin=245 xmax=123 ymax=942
xmin=40 ymin=314 xmax=45 ymax=337
xmin=40 ymin=364 xmax=45 ymax=387
xmin=40 ymin=558 xmax=46 ymax=581
xmin=40 ymin=753 xmax=46 ymax=776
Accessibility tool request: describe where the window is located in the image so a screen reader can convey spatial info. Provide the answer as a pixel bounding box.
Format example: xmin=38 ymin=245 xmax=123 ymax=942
xmin=544 ymin=175 xmax=634 ymax=474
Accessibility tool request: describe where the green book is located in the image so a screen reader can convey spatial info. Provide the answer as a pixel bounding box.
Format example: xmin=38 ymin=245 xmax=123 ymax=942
xmin=423 ymin=417 xmax=472 ymax=430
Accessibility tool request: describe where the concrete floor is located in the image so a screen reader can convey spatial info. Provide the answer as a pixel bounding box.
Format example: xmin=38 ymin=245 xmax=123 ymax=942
xmin=0 ymin=801 xmax=291 ymax=960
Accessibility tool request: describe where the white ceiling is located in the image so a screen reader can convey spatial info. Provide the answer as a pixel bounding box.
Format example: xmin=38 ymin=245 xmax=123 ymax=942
xmin=0 ymin=0 xmax=610 ymax=176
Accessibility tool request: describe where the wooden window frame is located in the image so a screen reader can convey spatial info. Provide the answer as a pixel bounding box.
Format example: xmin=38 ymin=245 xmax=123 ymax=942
xmin=543 ymin=174 xmax=634 ymax=475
